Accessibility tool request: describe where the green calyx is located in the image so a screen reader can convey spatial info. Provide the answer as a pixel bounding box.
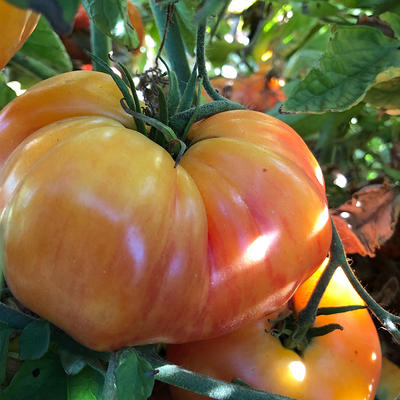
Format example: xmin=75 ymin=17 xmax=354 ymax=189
xmin=88 ymin=18 xmax=246 ymax=164
xmin=269 ymin=304 xmax=366 ymax=355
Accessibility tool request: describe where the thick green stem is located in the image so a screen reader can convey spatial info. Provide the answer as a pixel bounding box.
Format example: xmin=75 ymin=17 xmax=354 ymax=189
xmin=149 ymin=0 xmax=190 ymax=94
xmin=332 ymin=219 xmax=400 ymax=342
xmin=137 ymin=346 xmax=295 ymax=400
xmin=296 ymin=218 xmax=400 ymax=344
xmin=292 ymin=220 xmax=340 ymax=342
xmin=170 ymin=100 xmax=245 ymax=135
xmin=10 ymin=53 xmax=58 ymax=80
xmin=90 ymin=21 xmax=112 ymax=71
xmin=196 ymin=23 xmax=225 ymax=101
xmin=101 ymin=351 xmax=119 ymax=400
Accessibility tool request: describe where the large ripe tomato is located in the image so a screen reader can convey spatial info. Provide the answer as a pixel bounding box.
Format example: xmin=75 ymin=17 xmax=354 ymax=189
xmin=0 ymin=0 xmax=39 ymax=70
xmin=168 ymin=260 xmax=382 ymax=400
xmin=0 ymin=70 xmax=331 ymax=351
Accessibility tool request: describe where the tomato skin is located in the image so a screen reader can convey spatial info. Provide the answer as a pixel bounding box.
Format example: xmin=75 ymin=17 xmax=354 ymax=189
xmin=0 ymin=70 xmax=134 ymax=167
xmin=0 ymin=71 xmax=331 ymax=350
xmin=0 ymin=0 xmax=39 ymax=69
xmin=2 ymin=118 xmax=210 ymax=350
xmin=167 ymin=262 xmax=382 ymax=400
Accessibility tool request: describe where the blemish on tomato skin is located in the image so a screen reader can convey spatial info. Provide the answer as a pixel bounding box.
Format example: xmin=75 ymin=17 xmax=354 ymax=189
xmin=262 ymin=168 xmax=267 ymax=172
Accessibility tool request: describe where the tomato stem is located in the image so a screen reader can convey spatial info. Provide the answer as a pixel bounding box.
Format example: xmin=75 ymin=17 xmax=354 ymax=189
xmin=296 ymin=218 xmax=400 ymax=344
xmin=102 ymin=351 xmax=119 ymax=400
xmin=196 ymin=23 xmax=226 ymax=102
xmin=181 ymin=77 xmax=203 ymax=142
xmin=120 ymin=99 xmax=186 ymax=164
xmin=137 ymin=346 xmax=296 ymax=400
xmin=332 ymin=221 xmax=400 ymax=343
xmin=276 ymin=216 xmax=400 ymax=352
xmin=292 ymin=221 xmax=340 ymax=344
xmin=170 ymin=100 xmax=245 ymax=136
xmin=114 ymin=61 xmax=148 ymax=135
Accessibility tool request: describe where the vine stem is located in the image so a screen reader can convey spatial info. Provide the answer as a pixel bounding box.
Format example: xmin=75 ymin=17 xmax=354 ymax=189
xmin=292 ymin=217 xmax=400 ymax=345
xmin=292 ymin=222 xmax=339 ymax=342
xmin=90 ymin=20 xmax=112 ymax=71
xmin=101 ymin=351 xmax=119 ymax=400
xmin=330 ymin=221 xmax=400 ymax=342
xmin=137 ymin=346 xmax=295 ymax=400
xmin=170 ymin=100 xmax=245 ymax=136
xmin=196 ymin=23 xmax=225 ymax=101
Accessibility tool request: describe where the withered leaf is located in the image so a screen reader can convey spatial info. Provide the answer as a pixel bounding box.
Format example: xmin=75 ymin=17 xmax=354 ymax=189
xmin=330 ymin=183 xmax=400 ymax=257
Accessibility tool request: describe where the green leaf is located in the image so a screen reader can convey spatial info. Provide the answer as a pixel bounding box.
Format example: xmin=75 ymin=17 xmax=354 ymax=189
xmin=307 ymin=323 xmax=344 ymax=339
xmin=364 ymin=68 xmax=400 ymax=111
xmin=175 ymin=0 xmax=197 ymax=54
xmin=168 ymin=70 xmax=181 ymax=117
xmin=51 ymin=328 xmax=109 ymax=364
xmin=303 ymin=1 xmax=341 ymax=18
xmin=81 ymin=0 xmax=139 ymax=50
xmin=115 ymin=349 xmax=155 ymax=400
xmin=206 ymin=40 xmax=244 ymax=67
xmin=0 ymin=324 xmax=14 ymax=384
xmin=285 ymin=49 xmax=325 ymax=80
xmin=19 ymin=320 xmax=50 ymax=360
xmin=335 ymin=0 xmax=394 ymax=9
xmin=316 ymin=305 xmax=367 ymax=315
xmin=178 ymin=63 xmax=198 ymax=113
xmin=5 ymin=0 xmax=79 ymax=35
xmin=195 ymin=0 xmax=227 ymax=24
xmin=58 ymin=344 xmax=106 ymax=377
xmin=67 ymin=367 xmax=104 ymax=400
xmin=0 ymin=303 xmax=35 ymax=330
xmin=365 ymin=78 xmax=400 ymax=111
xmin=17 ymin=16 xmax=73 ymax=75
xmin=59 ymin=348 xmax=89 ymax=376
xmin=0 ymin=74 xmax=17 ymax=110
xmin=0 ymin=352 xmax=67 ymax=400
xmin=282 ymin=25 xmax=400 ymax=114
xmin=382 ymin=164 xmax=400 ymax=180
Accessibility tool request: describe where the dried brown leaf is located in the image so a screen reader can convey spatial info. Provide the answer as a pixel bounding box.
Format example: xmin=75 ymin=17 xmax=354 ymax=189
xmin=330 ymin=183 xmax=400 ymax=257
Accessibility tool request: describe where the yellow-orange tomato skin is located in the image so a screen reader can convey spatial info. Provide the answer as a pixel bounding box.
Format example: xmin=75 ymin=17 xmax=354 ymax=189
xmin=0 ymin=71 xmax=331 ymax=350
xmin=0 ymin=0 xmax=39 ymax=69
xmin=2 ymin=120 xmax=210 ymax=350
xmin=0 ymin=71 xmax=135 ymax=166
xmin=168 ymin=262 xmax=382 ymax=400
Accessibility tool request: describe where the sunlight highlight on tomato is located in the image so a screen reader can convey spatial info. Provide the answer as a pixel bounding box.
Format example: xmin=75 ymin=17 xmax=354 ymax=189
xmin=243 ymin=232 xmax=278 ymax=264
